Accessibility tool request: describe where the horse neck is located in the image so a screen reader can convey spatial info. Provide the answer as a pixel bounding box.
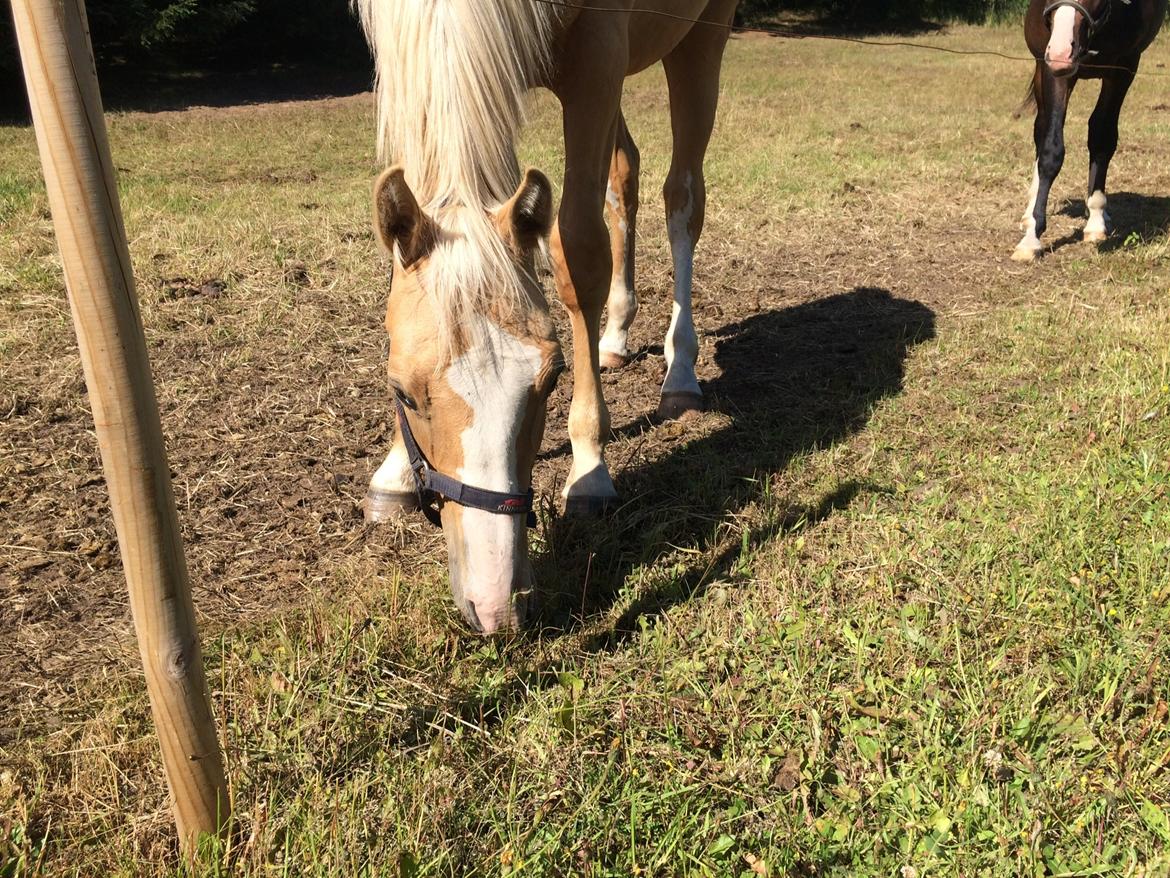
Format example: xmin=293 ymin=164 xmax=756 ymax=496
xmin=354 ymin=0 xmax=555 ymax=210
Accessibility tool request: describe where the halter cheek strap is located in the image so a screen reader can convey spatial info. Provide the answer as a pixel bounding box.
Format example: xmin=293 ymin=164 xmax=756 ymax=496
xmin=395 ymin=398 xmax=537 ymax=529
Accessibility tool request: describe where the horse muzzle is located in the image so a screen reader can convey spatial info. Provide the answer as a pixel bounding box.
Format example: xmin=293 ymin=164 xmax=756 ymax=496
xmin=1045 ymin=46 xmax=1082 ymax=76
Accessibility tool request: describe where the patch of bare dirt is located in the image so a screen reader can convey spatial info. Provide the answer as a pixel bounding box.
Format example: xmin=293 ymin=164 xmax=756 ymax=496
xmin=0 ymin=87 xmax=1066 ymax=723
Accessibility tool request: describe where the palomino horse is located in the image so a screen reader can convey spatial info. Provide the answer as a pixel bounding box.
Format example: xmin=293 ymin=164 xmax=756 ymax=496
xmin=1014 ymin=0 xmax=1167 ymax=260
xmin=353 ymin=0 xmax=740 ymax=633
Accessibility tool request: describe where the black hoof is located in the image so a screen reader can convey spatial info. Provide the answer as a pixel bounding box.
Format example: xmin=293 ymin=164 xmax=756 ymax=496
xmin=657 ymin=392 xmax=704 ymax=422
xmin=563 ymin=494 xmax=619 ymax=517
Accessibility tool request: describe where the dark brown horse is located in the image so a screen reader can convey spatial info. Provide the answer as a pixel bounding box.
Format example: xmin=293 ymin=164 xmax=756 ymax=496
xmin=1014 ymin=0 xmax=1168 ymax=260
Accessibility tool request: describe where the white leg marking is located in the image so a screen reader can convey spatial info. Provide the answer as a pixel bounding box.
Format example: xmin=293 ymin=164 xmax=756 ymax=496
xmin=1020 ymin=161 xmax=1040 ymax=229
xmin=601 ymin=184 xmax=636 ymax=361
xmin=370 ymin=438 xmax=415 ymax=494
xmin=1084 ymin=189 xmax=1110 ymax=240
xmin=1014 ymin=161 xmax=1043 ymax=260
xmin=663 ymin=173 xmax=701 ymax=398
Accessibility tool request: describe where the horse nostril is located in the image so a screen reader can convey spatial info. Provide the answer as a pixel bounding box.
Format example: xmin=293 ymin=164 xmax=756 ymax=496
xmin=464 ymin=600 xmax=485 ymax=634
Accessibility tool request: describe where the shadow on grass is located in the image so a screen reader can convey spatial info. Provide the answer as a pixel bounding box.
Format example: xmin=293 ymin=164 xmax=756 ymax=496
xmin=1056 ymin=191 xmax=1170 ymax=252
xmin=390 ymin=286 xmax=935 ymax=747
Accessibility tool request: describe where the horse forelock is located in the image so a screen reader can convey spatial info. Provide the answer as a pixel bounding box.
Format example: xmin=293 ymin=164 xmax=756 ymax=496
xmin=415 ymin=205 xmax=545 ymax=364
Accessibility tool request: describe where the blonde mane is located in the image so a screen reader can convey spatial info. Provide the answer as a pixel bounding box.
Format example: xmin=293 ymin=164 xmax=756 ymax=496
xmin=352 ymin=0 xmax=556 ymax=352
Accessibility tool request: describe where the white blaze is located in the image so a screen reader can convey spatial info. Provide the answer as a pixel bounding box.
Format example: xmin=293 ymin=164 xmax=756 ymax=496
xmin=370 ymin=437 xmax=415 ymax=494
xmin=444 ymin=320 xmax=542 ymax=630
xmin=1047 ymin=7 xmax=1079 ymax=69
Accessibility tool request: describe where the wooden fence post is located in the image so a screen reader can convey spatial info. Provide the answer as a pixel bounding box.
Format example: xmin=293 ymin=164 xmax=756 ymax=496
xmin=10 ymin=0 xmax=230 ymax=854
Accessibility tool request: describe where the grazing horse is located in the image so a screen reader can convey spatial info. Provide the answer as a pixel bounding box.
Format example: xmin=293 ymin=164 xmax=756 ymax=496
xmin=353 ymin=0 xmax=739 ymax=633
xmin=1014 ymin=0 xmax=1167 ymax=260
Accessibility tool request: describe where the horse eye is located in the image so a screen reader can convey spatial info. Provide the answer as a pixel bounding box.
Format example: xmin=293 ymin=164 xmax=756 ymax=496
xmin=392 ymin=384 xmax=418 ymax=411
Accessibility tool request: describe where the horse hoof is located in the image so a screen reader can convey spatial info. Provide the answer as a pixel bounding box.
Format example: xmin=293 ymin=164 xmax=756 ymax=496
xmin=1083 ymin=229 xmax=1108 ymax=244
xmin=363 ymin=489 xmax=418 ymax=523
xmin=564 ymin=494 xmax=618 ymax=517
xmin=658 ymin=392 xmax=704 ymax=422
xmin=599 ymin=350 xmax=630 ymax=371
xmin=1011 ymin=245 xmax=1041 ymax=262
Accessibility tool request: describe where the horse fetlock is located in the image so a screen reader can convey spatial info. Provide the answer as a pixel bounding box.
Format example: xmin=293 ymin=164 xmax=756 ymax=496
xmin=1084 ymin=191 xmax=1110 ymax=241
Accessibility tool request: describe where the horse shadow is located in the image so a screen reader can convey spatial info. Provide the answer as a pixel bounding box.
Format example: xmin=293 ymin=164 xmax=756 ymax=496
xmin=390 ymin=286 xmax=936 ymax=746
xmin=534 ymin=286 xmax=935 ymax=634
xmin=1055 ymin=191 xmax=1170 ymax=253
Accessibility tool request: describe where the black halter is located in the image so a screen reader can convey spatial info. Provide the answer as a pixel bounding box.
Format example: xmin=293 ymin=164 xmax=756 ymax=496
xmin=395 ymin=398 xmax=537 ymax=529
xmin=1043 ymin=0 xmax=1124 ymax=37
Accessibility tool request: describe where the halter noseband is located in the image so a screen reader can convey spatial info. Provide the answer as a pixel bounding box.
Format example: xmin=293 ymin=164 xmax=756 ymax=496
xmin=395 ymin=398 xmax=537 ymax=529
xmin=1042 ymin=0 xmax=1127 ymax=38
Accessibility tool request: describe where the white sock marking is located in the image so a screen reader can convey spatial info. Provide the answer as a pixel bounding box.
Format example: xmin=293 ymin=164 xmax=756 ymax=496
xmin=663 ymin=173 xmax=701 ymax=397
xmin=1085 ymin=189 xmax=1109 ymax=236
xmin=602 ymin=184 xmax=636 ymax=360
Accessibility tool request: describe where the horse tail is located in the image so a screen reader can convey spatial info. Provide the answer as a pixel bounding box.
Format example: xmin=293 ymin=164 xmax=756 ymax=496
xmin=1013 ymin=62 xmax=1041 ymax=119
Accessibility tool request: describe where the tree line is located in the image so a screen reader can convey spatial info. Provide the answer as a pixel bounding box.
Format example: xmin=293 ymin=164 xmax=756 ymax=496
xmin=2 ymin=0 xmax=1032 ymax=98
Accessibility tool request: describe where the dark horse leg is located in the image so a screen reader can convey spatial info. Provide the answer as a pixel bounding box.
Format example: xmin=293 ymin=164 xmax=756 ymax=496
xmin=1084 ymin=64 xmax=1137 ymax=243
xmin=1014 ymin=63 xmax=1076 ymax=260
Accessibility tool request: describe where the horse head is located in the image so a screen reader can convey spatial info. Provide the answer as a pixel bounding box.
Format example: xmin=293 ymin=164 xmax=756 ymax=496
xmin=367 ymin=167 xmax=564 ymax=634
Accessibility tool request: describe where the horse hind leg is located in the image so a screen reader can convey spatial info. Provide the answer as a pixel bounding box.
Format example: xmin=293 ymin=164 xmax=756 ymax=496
xmin=658 ymin=17 xmax=732 ymax=420
xmin=600 ymin=112 xmax=640 ymax=370
xmin=1084 ymin=68 xmax=1136 ymax=243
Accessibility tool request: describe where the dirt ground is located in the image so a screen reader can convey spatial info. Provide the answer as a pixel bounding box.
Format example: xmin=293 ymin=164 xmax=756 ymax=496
xmin=3 ymin=26 xmax=1169 ymax=734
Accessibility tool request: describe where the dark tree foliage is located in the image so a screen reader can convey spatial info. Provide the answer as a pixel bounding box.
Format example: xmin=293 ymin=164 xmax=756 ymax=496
xmin=1 ymin=0 xmax=364 ymax=80
xmin=1 ymin=0 xmax=1031 ymax=107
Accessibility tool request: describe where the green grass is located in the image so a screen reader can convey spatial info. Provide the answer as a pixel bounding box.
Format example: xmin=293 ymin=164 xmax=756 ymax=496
xmin=2 ymin=23 xmax=1170 ymax=878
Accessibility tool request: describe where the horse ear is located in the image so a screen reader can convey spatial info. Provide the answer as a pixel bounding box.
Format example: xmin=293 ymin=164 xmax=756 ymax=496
xmin=501 ymin=168 xmax=554 ymax=253
xmin=373 ymin=167 xmax=432 ymax=266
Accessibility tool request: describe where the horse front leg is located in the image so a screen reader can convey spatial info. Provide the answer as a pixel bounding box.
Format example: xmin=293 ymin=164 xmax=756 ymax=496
xmin=552 ymin=85 xmax=624 ymax=515
xmin=1014 ymin=66 xmax=1075 ymax=261
xmin=1084 ymin=67 xmax=1136 ymax=243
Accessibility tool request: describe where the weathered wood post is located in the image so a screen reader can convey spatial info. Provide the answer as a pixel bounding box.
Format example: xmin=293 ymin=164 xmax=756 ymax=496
xmin=10 ymin=0 xmax=230 ymax=854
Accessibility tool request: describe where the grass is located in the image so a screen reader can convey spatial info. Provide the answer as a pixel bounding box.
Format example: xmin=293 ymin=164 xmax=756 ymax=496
xmin=2 ymin=21 xmax=1170 ymax=878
